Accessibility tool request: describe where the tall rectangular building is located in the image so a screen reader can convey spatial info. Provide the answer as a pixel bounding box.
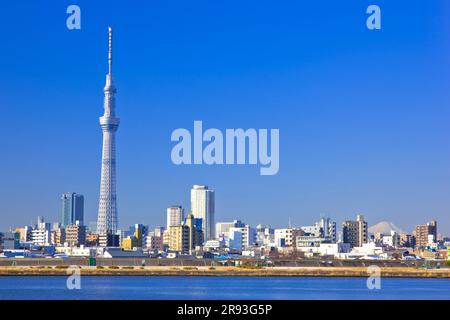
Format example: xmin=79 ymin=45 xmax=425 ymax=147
xmin=133 ymin=223 xmax=145 ymax=248
xmin=342 ymin=215 xmax=368 ymax=248
xmin=168 ymin=225 xmax=190 ymax=254
xmin=51 ymin=227 xmax=66 ymax=246
xmin=166 ymin=206 xmax=184 ymax=229
xmin=190 ymin=185 xmax=215 ymax=241
xmin=65 ymin=221 xmax=86 ymax=247
xmin=317 ymin=217 xmax=337 ymax=243
xmin=31 ymin=218 xmax=51 ymax=246
xmin=61 ymin=192 xmax=84 ymax=227
xmin=414 ymin=220 xmax=437 ymax=247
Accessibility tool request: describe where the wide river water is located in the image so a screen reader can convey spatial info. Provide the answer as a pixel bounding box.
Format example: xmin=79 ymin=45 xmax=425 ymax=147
xmin=0 ymin=276 xmax=449 ymax=300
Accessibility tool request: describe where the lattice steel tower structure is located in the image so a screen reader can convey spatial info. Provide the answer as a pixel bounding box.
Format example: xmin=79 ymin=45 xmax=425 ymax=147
xmin=97 ymin=27 xmax=120 ymax=236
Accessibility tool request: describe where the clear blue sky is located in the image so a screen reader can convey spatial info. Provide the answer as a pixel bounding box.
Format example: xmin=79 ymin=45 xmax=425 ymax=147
xmin=0 ymin=1 xmax=449 ymax=235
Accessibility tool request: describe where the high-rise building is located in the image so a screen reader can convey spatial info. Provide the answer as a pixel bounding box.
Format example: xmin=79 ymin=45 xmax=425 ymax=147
xmin=190 ymin=185 xmax=215 ymax=241
xmin=166 ymin=206 xmax=184 ymax=229
xmin=97 ymin=27 xmax=120 ymax=237
xmin=342 ymin=214 xmax=368 ymax=248
xmin=413 ymin=220 xmax=437 ymax=248
xmin=61 ymin=192 xmax=84 ymax=227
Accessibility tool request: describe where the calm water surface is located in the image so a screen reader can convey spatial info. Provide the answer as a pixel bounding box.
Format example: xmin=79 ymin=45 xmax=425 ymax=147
xmin=0 ymin=276 xmax=449 ymax=300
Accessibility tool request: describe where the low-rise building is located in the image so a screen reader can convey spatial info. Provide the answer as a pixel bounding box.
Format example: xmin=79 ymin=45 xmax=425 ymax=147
xmin=121 ymin=236 xmax=135 ymax=250
xmin=15 ymin=226 xmax=32 ymax=242
xmin=351 ymin=242 xmax=384 ymax=256
xmin=99 ymin=233 xmax=120 ymax=247
xmin=296 ymin=235 xmax=332 ymax=248
xmin=55 ymin=245 xmax=95 ymax=257
xmin=86 ymin=233 xmax=99 ymax=246
xmin=102 ymin=248 xmax=147 ymax=258
xmin=51 ymin=227 xmax=66 ymax=246
xmin=146 ymin=233 xmax=164 ymax=252
xmin=382 ymin=231 xmax=400 ymax=248
xmin=400 ymin=233 xmax=415 ymax=248
xmin=0 ymin=232 xmax=20 ymax=250
xmin=296 ymin=243 xmax=350 ymax=256
xmin=255 ymin=224 xmax=274 ymax=247
xmin=216 ymin=220 xmax=246 ymax=240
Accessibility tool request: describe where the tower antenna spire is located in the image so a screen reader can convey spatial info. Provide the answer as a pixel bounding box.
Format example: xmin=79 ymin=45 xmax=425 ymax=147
xmin=108 ymin=26 xmax=113 ymax=75
xmin=97 ymin=26 xmax=120 ymax=237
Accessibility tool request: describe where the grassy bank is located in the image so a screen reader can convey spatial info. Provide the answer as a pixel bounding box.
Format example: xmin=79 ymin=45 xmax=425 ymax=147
xmin=0 ymin=266 xmax=449 ymax=278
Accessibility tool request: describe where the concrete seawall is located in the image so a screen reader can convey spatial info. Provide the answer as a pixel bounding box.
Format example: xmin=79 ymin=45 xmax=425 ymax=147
xmin=1 ymin=266 xmax=449 ymax=278
xmin=0 ymin=257 xmax=432 ymax=268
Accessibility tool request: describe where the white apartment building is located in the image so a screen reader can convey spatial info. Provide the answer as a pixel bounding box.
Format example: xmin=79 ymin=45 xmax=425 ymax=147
xmin=31 ymin=222 xmax=51 ymax=246
xmin=55 ymin=245 xmax=95 ymax=257
xmin=382 ymin=231 xmax=400 ymax=247
xmin=297 ymin=243 xmax=351 ymax=256
xmin=228 ymin=225 xmax=256 ymax=250
xmin=191 ymin=185 xmax=215 ymax=241
xmin=216 ymin=220 xmax=246 ymax=240
xmin=166 ymin=206 xmax=184 ymax=229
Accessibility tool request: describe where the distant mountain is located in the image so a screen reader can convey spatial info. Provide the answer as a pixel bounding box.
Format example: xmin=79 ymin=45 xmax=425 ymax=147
xmin=368 ymin=221 xmax=406 ymax=235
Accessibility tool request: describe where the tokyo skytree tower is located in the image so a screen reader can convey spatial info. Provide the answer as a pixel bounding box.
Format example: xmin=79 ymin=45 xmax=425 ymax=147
xmin=97 ymin=27 xmax=120 ymax=236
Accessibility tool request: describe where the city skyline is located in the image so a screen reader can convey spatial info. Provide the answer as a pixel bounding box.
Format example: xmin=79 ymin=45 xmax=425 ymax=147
xmin=0 ymin=1 xmax=450 ymax=234
xmin=7 ymin=186 xmax=445 ymax=241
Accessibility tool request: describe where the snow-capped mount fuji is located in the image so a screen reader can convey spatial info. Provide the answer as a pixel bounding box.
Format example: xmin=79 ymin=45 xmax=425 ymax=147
xmin=368 ymin=221 xmax=406 ymax=235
